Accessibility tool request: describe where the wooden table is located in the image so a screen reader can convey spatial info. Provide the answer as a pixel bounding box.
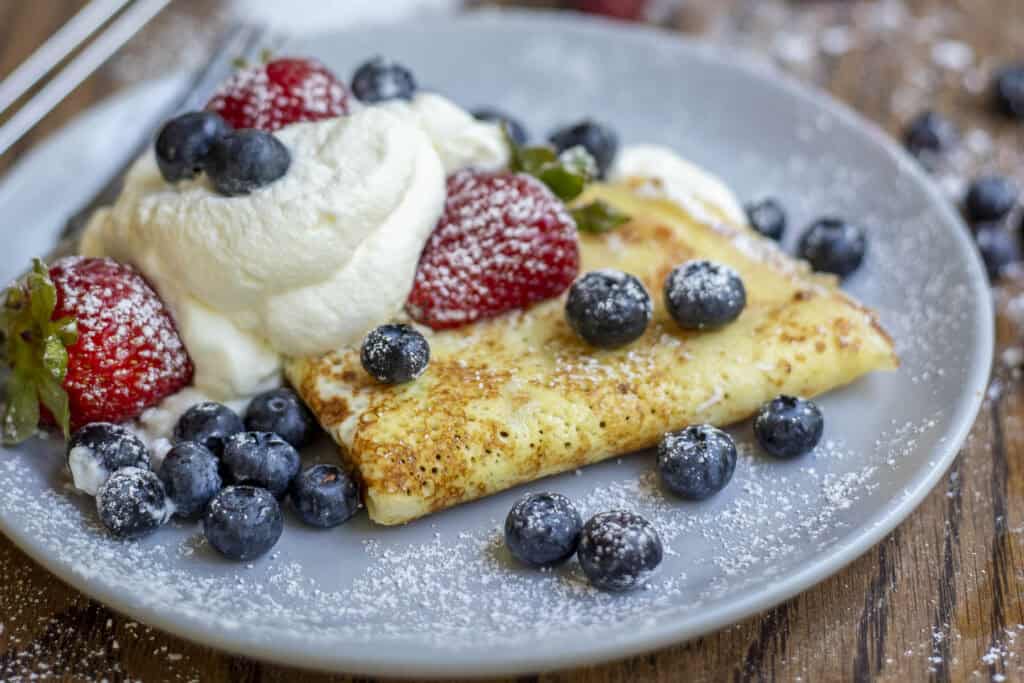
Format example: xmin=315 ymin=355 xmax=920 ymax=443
xmin=1 ymin=1 xmax=1022 ymax=680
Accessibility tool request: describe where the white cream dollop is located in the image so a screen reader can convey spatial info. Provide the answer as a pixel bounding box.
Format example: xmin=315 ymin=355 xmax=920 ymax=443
xmin=82 ymin=105 xmax=452 ymax=399
xmin=382 ymin=92 xmax=509 ymax=173
xmin=610 ymin=144 xmax=747 ymax=226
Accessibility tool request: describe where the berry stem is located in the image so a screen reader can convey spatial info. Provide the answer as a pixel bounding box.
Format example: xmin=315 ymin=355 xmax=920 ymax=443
xmin=1 ymin=259 xmax=77 ymax=444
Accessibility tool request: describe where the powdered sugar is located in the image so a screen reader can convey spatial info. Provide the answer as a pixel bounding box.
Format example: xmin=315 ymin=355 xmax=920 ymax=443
xmin=0 ymin=422 xmax=943 ymax=659
xmin=0 ymin=10 xmax=992 ymax=673
xmin=407 ymin=170 xmax=579 ymax=328
xmin=205 ymin=58 xmax=349 ymax=132
xmin=51 ymin=257 xmax=192 ymax=426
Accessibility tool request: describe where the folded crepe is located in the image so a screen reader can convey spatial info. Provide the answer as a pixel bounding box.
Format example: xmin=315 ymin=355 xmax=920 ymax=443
xmin=288 ymin=182 xmax=898 ymax=525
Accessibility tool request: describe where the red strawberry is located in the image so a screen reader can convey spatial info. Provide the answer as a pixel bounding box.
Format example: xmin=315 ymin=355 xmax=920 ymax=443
xmin=206 ymin=57 xmax=350 ymax=132
xmin=1 ymin=257 xmax=193 ymax=444
xmin=574 ymin=0 xmax=648 ymax=20
xmin=406 ymin=170 xmax=580 ymax=329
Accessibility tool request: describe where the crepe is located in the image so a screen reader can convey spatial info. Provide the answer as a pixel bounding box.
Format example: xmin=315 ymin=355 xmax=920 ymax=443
xmin=287 ymin=182 xmax=898 ymax=525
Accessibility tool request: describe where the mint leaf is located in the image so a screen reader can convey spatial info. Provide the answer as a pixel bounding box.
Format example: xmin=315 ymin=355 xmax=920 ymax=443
xmin=505 ymin=130 xmax=629 ymax=233
xmin=572 ymin=200 xmax=631 ymax=234
xmin=510 ymin=145 xmax=557 ymax=175
xmin=558 ymin=145 xmax=598 ymax=180
xmin=538 ymin=165 xmax=587 ymax=202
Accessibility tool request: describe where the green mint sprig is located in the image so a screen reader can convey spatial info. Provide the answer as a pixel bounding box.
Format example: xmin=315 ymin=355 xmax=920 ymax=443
xmin=504 ymin=128 xmax=629 ymax=234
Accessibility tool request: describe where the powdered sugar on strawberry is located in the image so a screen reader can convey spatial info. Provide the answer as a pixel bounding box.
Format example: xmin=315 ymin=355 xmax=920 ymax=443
xmin=206 ymin=57 xmax=350 ymax=132
xmin=50 ymin=257 xmax=192 ymax=429
xmin=406 ymin=170 xmax=580 ymax=329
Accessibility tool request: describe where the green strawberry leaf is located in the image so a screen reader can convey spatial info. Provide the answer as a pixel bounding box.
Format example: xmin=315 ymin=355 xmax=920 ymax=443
xmin=53 ymin=316 xmax=78 ymax=348
xmin=0 ymin=259 xmax=75 ymax=445
xmin=2 ymin=370 xmax=40 ymax=446
xmin=28 ymin=259 xmax=55 ymax=324
xmin=41 ymin=335 xmax=68 ymax=380
xmin=37 ymin=371 xmax=70 ymax=440
xmin=572 ymin=200 xmax=631 ymax=234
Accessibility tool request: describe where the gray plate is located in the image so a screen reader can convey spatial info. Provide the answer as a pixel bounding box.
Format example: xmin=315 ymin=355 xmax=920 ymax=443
xmin=0 ymin=11 xmax=993 ymax=678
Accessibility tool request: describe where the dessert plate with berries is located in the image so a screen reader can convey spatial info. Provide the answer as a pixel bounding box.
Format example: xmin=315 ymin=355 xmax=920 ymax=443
xmin=0 ymin=11 xmax=993 ymax=677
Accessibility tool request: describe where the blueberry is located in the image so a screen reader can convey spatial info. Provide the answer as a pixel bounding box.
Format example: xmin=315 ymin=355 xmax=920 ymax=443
xmin=351 ymin=57 xmax=417 ymax=103
xmin=174 ymin=402 xmax=243 ymax=455
xmin=965 ymin=176 xmax=1018 ymax=224
xmin=565 ymin=270 xmax=652 ymax=348
xmin=504 ymin=492 xmax=583 ymax=567
xmin=207 ymin=130 xmax=291 ymax=196
xmin=975 ymin=225 xmax=1021 ymax=281
xmin=664 ymin=260 xmax=746 ymax=330
xmin=290 ymin=464 xmax=360 ymax=528
xmin=657 ymin=424 xmax=737 ymax=501
xmin=472 ymin=108 xmax=529 ymax=146
xmin=221 ymin=431 xmax=300 ymax=499
xmin=797 ymin=217 xmax=867 ymax=279
xmin=66 ymin=423 xmax=150 ymax=496
xmin=204 ymin=486 xmax=283 ymax=561
xmin=754 ymin=395 xmax=824 ymax=459
xmin=158 ymin=442 xmax=222 ymax=519
xmin=993 ymin=63 xmax=1024 ymax=120
xmin=155 ymin=111 xmax=231 ymax=183
xmin=745 ymin=197 xmax=787 ymax=241
xmin=577 ymin=510 xmax=663 ymax=592
xmin=360 ymin=323 xmax=430 ymax=384
xmin=244 ymin=387 xmax=318 ymax=449
xmin=903 ymin=110 xmax=958 ymax=159
xmin=96 ymin=467 xmax=169 ymax=539
xmin=549 ymin=120 xmax=618 ymax=179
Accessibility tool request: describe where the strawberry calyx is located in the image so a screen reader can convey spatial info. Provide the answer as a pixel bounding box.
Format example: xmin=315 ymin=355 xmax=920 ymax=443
xmin=1 ymin=259 xmax=77 ymax=445
xmin=504 ymin=128 xmax=630 ymax=234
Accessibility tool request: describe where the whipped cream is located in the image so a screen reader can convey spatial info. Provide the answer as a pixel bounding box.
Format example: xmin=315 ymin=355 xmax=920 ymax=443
xmin=609 ymin=144 xmax=747 ymax=226
xmin=382 ymin=93 xmax=509 ymax=173
xmin=68 ymin=446 xmax=112 ymax=496
xmin=82 ymin=94 xmax=507 ymax=401
xmin=83 ymin=107 xmax=447 ymax=399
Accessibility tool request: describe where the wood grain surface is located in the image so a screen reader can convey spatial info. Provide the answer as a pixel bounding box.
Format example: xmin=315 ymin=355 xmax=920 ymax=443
xmin=2 ymin=0 xmax=1023 ymax=681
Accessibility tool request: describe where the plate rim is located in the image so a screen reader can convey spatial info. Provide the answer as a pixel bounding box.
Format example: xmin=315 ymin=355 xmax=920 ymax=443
xmin=0 ymin=9 xmax=994 ymax=678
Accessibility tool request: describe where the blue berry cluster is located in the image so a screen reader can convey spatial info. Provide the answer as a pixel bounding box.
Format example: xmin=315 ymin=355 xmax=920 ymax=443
xmin=155 ymin=111 xmax=290 ymax=197
xmin=504 ymin=491 xmax=663 ymax=592
xmin=897 ymin=64 xmax=1024 ymax=281
xmin=73 ymin=387 xmax=361 ymax=561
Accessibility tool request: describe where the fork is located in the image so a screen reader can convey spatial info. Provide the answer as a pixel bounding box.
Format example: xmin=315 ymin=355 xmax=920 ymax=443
xmin=51 ymin=22 xmax=285 ymax=255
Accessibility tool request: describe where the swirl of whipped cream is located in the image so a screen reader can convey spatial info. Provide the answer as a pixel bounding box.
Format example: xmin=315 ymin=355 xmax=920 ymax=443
xmin=82 ymin=105 xmax=450 ymax=399
xmin=381 ymin=93 xmax=510 ymax=173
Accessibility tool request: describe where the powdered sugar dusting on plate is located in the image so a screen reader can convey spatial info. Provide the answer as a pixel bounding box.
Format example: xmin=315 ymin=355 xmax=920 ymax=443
xmin=0 ymin=11 xmax=990 ymax=672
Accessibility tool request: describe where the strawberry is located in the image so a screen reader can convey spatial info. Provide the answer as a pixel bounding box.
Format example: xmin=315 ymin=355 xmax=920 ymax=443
xmin=1 ymin=258 xmax=193 ymax=444
xmin=206 ymin=57 xmax=350 ymax=132
xmin=406 ymin=170 xmax=580 ymax=329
